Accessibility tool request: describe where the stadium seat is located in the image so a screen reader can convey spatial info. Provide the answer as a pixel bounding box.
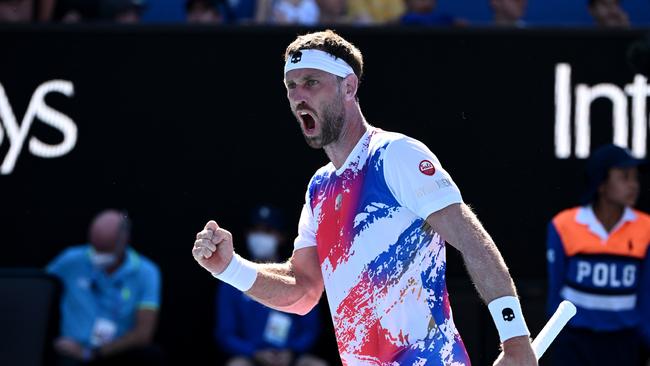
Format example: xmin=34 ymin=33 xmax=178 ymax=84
xmin=0 ymin=268 xmax=61 ymax=366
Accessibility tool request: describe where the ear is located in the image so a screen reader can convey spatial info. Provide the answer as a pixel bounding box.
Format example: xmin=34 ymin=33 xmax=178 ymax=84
xmin=341 ymin=74 xmax=359 ymax=102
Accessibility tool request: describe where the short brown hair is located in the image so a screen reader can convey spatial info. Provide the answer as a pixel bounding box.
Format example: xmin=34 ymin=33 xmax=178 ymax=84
xmin=284 ymin=30 xmax=364 ymax=81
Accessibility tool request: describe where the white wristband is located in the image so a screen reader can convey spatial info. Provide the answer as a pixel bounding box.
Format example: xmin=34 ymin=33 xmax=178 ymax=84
xmin=488 ymin=296 xmax=530 ymax=343
xmin=212 ymin=253 xmax=258 ymax=292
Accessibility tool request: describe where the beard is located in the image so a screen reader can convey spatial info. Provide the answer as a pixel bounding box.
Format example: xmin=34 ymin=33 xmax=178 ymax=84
xmin=303 ymin=91 xmax=345 ymax=149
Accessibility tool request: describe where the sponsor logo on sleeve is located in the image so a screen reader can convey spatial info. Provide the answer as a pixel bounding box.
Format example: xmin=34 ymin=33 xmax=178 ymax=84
xmin=419 ymin=160 xmax=435 ymax=176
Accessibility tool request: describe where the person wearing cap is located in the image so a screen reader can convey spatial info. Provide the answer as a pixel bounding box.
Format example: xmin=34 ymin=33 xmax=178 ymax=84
xmin=214 ymin=205 xmax=327 ymax=366
xmin=47 ymin=209 xmax=163 ymax=366
xmin=193 ymin=30 xmax=536 ymax=366
xmin=546 ymin=143 xmax=650 ymax=366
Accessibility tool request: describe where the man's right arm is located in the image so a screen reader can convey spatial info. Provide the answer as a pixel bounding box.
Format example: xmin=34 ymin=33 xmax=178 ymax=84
xmin=245 ymin=247 xmax=324 ymax=315
xmin=193 ymin=220 xmax=324 ymax=315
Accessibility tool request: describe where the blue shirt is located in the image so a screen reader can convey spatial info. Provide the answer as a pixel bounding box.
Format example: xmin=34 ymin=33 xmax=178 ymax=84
xmin=215 ymin=282 xmax=320 ymax=357
xmin=547 ymin=206 xmax=650 ymax=334
xmin=47 ymin=245 xmax=161 ymax=347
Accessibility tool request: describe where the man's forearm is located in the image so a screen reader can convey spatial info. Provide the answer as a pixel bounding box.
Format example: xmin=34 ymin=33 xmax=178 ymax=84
xmin=427 ymin=203 xmax=518 ymax=302
xmin=456 ymin=216 xmax=518 ymax=302
xmin=245 ymin=261 xmax=322 ymax=315
xmin=428 ymin=203 xmax=535 ymax=364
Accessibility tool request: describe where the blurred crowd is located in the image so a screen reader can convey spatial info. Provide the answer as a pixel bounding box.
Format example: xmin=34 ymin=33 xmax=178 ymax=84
xmin=0 ymin=0 xmax=647 ymax=27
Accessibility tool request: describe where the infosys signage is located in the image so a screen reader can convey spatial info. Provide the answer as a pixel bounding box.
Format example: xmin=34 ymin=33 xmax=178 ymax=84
xmin=554 ymin=63 xmax=649 ymax=159
xmin=0 ymin=80 xmax=76 ymax=175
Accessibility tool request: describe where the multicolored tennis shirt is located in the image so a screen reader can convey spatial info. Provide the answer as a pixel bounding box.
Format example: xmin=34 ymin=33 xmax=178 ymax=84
xmin=294 ymin=128 xmax=471 ymax=366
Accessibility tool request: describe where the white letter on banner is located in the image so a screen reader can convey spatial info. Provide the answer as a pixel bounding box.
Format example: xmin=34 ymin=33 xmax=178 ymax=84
xmin=28 ymin=80 xmax=77 ymax=158
xmin=625 ymin=75 xmax=649 ymax=159
xmin=575 ymin=83 xmax=628 ymax=158
xmin=554 ymin=63 xmax=572 ymax=159
xmin=0 ymin=80 xmax=76 ymax=175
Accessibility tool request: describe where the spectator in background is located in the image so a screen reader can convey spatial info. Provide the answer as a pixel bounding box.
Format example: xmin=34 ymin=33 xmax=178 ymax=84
xmin=53 ymin=0 xmax=145 ymax=23
xmin=255 ymin=0 xmax=319 ymax=25
xmin=347 ymin=0 xmax=405 ymax=24
xmin=490 ymin=0 xmax=526 ymax=27
xmin=316 ymin=0 xmax=347 ymax=24
xmin=36 ymin=0 xmax=55 ymax=20
xmin=100 ymin=0 xmax=146 ymax=23
xmin=53 ymin=0 xmax=97 ymax=22
xmin=546 ymin=144 xmax=650 ymax=366
xmin=589 ymin=0 xmax=630 ymax=27
xmin=0 ymin=0 xmax=33 ymax=22
xmin=400 ymin=0 xmax=465 ymax=26
xmin=317 ymin=0 xmax=395 ymax=25
xmin=222 ymin=0 xmax=256 ymax=23
xmin=215 ymin=205 xmax=327 ymax=366
xmin=47 ymin=209 xmax=164 ymax=366
xmin=186 ymin=0 xmax=223 ymax=23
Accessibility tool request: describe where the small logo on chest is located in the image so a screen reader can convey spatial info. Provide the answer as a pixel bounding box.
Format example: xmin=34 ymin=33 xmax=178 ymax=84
xmin=335 ymin=193 xmax=343 ymax=211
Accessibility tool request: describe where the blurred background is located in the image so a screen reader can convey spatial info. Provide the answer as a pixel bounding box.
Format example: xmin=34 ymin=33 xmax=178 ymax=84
xmin=1 ymin=0 xmax=649 ymax=365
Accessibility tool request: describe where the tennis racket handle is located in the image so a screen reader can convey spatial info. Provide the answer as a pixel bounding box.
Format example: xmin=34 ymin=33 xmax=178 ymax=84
xmin=531 ymin=300 xmax=577 ymax=360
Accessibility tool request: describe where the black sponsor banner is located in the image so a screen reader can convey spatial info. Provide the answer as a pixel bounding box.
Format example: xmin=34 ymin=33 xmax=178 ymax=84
xmin=1 ymin=26 xmax=648 ymax=364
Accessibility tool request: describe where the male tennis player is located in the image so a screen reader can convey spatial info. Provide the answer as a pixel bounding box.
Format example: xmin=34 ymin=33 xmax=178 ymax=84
xmin=193 ymin=30 xmax=536 ymax=366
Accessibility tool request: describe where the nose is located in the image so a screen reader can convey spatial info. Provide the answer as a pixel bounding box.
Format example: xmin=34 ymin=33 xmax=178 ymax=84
xmin=288 ymin=86 xmax=307 ymax=106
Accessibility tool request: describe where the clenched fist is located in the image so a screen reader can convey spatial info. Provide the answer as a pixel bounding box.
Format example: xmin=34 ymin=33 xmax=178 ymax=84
xmin=192 ymin=220 xmax=234 ymax=274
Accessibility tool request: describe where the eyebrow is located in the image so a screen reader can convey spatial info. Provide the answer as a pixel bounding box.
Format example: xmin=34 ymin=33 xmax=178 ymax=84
xmin=285 ymin=73 xmax=322 ymax=85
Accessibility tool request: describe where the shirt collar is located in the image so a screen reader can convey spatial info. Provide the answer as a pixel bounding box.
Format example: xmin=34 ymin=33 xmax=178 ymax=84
xmin=115 ymin=248 xmax=139 ymax=276
xmin=334 ymin=127 xmax=373 ymax=176
xmin=576 ymin=205 xmax=636 ymax=241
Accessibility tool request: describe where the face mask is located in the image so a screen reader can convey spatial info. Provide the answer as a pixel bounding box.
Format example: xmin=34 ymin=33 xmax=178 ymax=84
xmin=89 ymin=249 xmax=118 ymax=269
xmin=247 ymin=232 xmax=279 ymax=259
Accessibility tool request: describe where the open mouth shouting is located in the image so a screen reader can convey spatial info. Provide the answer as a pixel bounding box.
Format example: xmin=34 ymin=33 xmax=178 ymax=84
xmin=297 ymin=108 xmax=318 ymax=136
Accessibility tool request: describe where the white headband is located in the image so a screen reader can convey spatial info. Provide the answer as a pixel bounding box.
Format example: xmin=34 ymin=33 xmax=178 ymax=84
xmin=284 ymin=49 xmax=354 ymax=78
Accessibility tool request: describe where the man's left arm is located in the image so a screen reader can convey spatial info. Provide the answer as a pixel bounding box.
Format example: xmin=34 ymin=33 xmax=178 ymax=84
xmin=427 ymin=202 xmax=537 ymax=366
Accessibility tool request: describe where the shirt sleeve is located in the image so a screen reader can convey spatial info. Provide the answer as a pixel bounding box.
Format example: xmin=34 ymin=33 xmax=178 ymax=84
xmin=546 ymin=220 xmax=566 ymax=317
xmin=46 ymin=247 xmax=75 ymax=277
xmin=383 ymin=137 xmax=463 ymax=219
xmin=137 ymin=261 xmax=161 ymax=310
xmin=46 ymin=252 xmax=66 ymax=276
xmin=293 ymin=189 xmax=317 ymax=251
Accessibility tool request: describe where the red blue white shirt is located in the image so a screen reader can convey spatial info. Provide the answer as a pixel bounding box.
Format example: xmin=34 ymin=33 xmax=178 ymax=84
xmin=294 ymin=128 xmax=470 ymax=366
